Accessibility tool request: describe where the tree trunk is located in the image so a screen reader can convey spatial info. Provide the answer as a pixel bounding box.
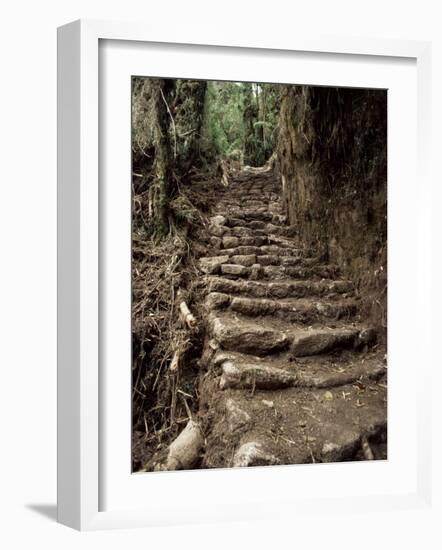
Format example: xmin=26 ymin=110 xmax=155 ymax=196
xmin=174 ymin=80 xmax=207 ymax=169
xmin=151 ymin=79 xmax=172 ymax=236
xmin=243 ymin=83 xmax=257 ymax=166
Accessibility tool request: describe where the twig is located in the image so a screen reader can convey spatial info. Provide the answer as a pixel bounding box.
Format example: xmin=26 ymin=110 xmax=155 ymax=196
xmin=180 ymin=394 xmax=193 ymax=420
xmin=170 ymin=349 xmax=180 ymax=372
xmin=179 ymin=301 xmax=197 ymax=329
xmin=170 ymin=375 xmax=177 ymax=425
xmin=177 ymin=290 xmax=197 ymax=329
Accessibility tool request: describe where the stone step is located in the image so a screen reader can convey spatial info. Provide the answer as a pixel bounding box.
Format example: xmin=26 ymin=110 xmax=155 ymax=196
xmin=199 ymin=253 xmax=320 ymax=274
xmin=218 ymin=263 xmax=339 ymax=280
xmin=215 ymin=210 xmax=276 ymax=222
xmin=212 ymin=244 xmax=304 ymax=258
xmin=224 ymin=214 xmax=287 ymax=227
xmin=209 ymin=313 xmax=289 ymax=355
xmin=221 ymin=235 xmax=270 ymax=249
xmin=216 ymin=202 xmax=270 ymax=211
xmin=266 ymin=234 xmax=305 ymax=249
xmin=208 ymin=215 xmax=295 ymax=246
xmin=206 ymin=276 xmax=354 ymax=299
xmin=205 ymin=293 xmax=357 ymax=323
xmin=223 ymin=207 xmax=284 ymax=216
xmin=229 ymin=254 xmax=315 ymax=267
xmin=217 ymin=354 xmax=386 ymax=391
xmin=209 ymin=313 xmax=371 ymax=356
xmin=240 ymin=199 xmax=274 ymax=206
xmin=291 ymin=327 xmax=373 ymax=356
xmin=208 ymin=217 xmax=287 ymax=241
xmin=257 ymin=254 xmax=308 ymax=266
xmin=209 ymin=224 xmax=267 ymax=239
xmin=236 ymin=223 xmax=280 ymax=236
xmin=217 ymin=194 xmax=279 ymax=201
xmin=225 ymin=217 xmax=285 ymax=230
xmin=215 ymin=204 xmax=271 ymax=215
xmin=228 ymin=191 xmax=279 ymax=199
xmin=210 ymin=224 xmax=288 ymax=239
xmin=261 ymin=265 xmax=339 ymax=280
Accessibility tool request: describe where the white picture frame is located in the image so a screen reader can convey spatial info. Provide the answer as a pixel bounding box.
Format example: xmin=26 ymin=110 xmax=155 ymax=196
xmin=57 ymin=19 xmax=432 ymax=531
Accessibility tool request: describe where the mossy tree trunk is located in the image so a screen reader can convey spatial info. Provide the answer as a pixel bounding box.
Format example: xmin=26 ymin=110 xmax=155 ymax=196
xmin=242 ymin=83 xmax=256 ymax=166
xmin=257 ymin=85 xmax=266 ymax=150
xmin=174 ymin=80 xmax=207 ymax=169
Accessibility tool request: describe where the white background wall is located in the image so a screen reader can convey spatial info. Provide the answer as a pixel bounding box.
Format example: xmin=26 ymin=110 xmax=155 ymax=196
xmin=0 ymin=1 xmax=440 ymax=547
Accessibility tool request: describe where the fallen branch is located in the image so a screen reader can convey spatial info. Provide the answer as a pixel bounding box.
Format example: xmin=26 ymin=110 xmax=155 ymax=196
xmin=154 ymin=419 xmax=204 ymax=471
xmin=169 ymin=349 xmax=180 ymax=372
xmin=177 ymin=290 xmax=197 ymax=329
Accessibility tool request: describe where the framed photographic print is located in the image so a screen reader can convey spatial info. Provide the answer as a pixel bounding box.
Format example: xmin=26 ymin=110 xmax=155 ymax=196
xmin=57 ymin=19 xmax=432 ymax=530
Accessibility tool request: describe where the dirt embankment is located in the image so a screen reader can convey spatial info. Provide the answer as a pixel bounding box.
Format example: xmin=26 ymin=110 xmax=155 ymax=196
xmin=277 ymin=86 xmax=387 ymax=336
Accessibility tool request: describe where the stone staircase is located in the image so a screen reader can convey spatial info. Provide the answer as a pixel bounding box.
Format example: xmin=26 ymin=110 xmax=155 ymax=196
xmin=197 ymin=170 xmax=387 ymax=468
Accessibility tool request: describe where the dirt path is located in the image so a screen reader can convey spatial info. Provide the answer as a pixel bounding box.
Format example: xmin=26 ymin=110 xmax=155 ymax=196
xmin=196 ymin=169 xmax=387 ymax=467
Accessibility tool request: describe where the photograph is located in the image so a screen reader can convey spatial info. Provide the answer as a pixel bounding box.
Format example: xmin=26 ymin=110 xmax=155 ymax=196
xmin=1 ymin=0 xmax=435 ymax=540
xmin=131 ymin=77 xmax=387 ymax=472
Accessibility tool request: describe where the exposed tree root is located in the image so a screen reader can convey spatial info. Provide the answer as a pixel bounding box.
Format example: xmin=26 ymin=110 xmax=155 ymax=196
xmin=149 ymin=420 xmax=204 ymax=471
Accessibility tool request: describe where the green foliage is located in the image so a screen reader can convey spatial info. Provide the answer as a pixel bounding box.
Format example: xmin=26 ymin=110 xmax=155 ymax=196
xmin=202 ymin=81 xmax=280 ymax=166
xmin=131 ymin=77 xmax=283 ymax=238
xmin=202 ymin=81 xmax=246 ymax=162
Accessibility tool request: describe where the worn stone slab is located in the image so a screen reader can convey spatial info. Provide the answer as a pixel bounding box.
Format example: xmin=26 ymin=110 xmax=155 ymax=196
xmin=209 ymin=236 xmax=222 ymax=249
xmin=248 ymin=220 xmax=266 ymax=230
xmin=205 ymin=292 xmax=231 ymax=310
xmin=233 ymin=442 xmax=280 ymax=467
xmin=230 ymin=254 xmax=257 ymax=267
xmin=210 ymin=314 xmax=289 ymax=355
xmin=210 ymin=215 xmax=227 ymax=226
xmin=199 ymin=255 xmax=229 ymax=274
xmin=222 ymin=236 xmax=240 ymax=248
xmin=209 ymin=224 xmax=227 ymax=237
xmin=220 ymin=264 xmax=248 ymax=276
xmin=230 ymin=226 xmax=253 ymax=237
xmin=291 ymin=328 xmax=360 ymax=356
xmin=220 ymin=360 xmax=297 ymax=390
xmin=207 ymin=276 xmax=353 ymax=299
xmin=239 ymin=236 xmax=268 ymax=247
xmin=229 ymin=296 xmax=356 ymax=322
